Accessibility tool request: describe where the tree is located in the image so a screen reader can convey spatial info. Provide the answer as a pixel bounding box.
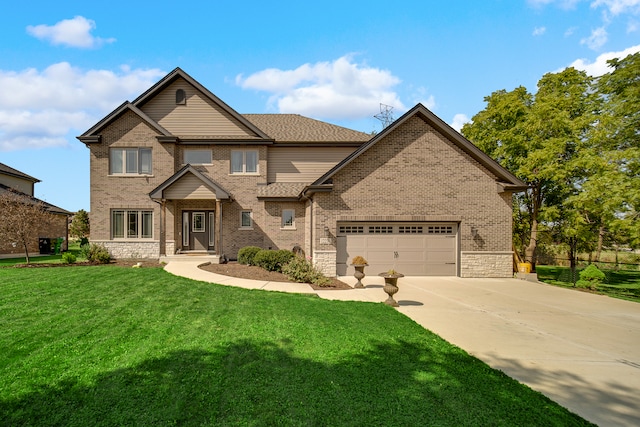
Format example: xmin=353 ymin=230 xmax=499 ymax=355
xmin=594 ymin=52 xmax=640 ymax=249
xmin=70 ymin=209 xmax=90 ymax=240
xmin=462 ymin=68 xmax=595 ymax=268
xmin=0 ymin=189 xmax=56 ymax=264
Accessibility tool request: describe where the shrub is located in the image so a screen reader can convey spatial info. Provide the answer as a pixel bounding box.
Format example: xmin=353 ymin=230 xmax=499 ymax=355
xmin=82 ymin=243 xmax=111 ymax=264
xmin=282 ymin=256 xmax=331 ymax=287
xmin=253 ymin=249 xmax=294 ymax=272
xmin=576 ymin=264 xmax=605 ymax=290
xmin=238 ymin=246 xmax=262 ymax=266
xmin=351 ymin=255 xmax=368 ymax=265
xmin=61 ymin=252 xmax=77 ymax=264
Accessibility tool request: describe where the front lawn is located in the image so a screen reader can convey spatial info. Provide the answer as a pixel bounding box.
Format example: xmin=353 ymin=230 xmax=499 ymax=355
xmin=536 ymin=265 xmax=640 ymax=302
xmin=0 ymin=266 xmax=591 ymax=426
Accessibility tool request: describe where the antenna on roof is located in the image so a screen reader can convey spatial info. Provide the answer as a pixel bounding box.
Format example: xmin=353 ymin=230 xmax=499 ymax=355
xmin=374 ymin=103 xmax=394 ymax=129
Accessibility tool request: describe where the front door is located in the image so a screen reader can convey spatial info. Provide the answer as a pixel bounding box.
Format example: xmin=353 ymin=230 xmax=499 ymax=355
xmin=182 ymin=211 xmax=215 ymax=251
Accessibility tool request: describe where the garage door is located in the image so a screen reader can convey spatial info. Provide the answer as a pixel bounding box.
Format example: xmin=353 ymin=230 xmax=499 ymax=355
xmin=336 ymin=223 xmax=458 ymax=276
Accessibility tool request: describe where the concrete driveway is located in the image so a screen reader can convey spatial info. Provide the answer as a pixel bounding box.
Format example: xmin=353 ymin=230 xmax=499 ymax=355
xmin=355 ymin=276 xmax=640 ymax=427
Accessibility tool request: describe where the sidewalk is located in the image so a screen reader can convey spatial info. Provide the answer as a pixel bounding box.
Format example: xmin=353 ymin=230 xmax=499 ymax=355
xmin=164 ymin=261 xmax=640 ymax=426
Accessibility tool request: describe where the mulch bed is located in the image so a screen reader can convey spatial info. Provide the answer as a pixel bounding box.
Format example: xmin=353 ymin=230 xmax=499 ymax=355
xmin=199 ymin=262 xmax=352 ymax=290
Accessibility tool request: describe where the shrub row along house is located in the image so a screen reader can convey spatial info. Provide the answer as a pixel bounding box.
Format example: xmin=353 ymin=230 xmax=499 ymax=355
xmin=0 ymin=163 xmax=71 ymax=257
xmin=78 ymin=68 xmax=526 ymax=277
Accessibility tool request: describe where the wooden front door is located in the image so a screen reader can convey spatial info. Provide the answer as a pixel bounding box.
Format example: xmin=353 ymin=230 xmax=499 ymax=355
xmin=182 ymin=211 xmax=215 ymax=251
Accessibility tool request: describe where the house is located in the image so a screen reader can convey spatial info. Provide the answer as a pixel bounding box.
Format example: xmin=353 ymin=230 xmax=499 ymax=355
xmin=0 ymin=163 xmax=71 ymax=257
xmin=78 ymin=67 xmax=526 ymax=277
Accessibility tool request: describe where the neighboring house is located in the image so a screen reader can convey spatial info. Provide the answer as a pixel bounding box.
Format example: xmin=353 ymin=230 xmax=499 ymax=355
xmin=78 ymin=68 xmax=526 ymax=277
xmin=0 ymin=163 xmax=71 ymax=257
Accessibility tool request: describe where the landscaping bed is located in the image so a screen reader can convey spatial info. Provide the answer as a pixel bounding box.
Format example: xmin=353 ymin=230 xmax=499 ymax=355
xmin=200 ymin=261 xmax=352 ymax=290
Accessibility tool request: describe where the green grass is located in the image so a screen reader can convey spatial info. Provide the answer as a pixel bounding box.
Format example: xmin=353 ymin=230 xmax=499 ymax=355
xmin=0 ymin=266 xmax=592 ymax=426
xmin=536 ymin=265 xmax=640 ymax=302
xmin=0 ymin=242 xmax=85 ymax=266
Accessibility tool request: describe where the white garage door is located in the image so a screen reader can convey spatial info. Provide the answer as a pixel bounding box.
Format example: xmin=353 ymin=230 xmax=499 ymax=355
xmin=336 ymin=223 xmax=458 ymax=276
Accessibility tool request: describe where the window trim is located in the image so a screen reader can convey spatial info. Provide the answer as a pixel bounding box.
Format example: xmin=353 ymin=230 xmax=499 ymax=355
xmin=239 ymin=210 xmax=253 ymax=229
xmin=112 ymin=209 xmax=153 ymax=239
xmin=281 ymin=209 xmax=296 ymax=229
xmin=110 ymin=148 xmax=152 ymax=175
xmin=230 ymin=150 xmax=259 ymax=175
xmin=183 ymin=149 xmax=212 ymax=165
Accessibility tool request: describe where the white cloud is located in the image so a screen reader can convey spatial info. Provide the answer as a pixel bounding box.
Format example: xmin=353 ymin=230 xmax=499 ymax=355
xmin=627 ymin=19 xmax=639 ymax=31
xmin=533 ymin=26 xmax=547 ymax=36
xmin=564 ymin=26 xmax=579 ymax=36
xmin=236 ymin=55 xmax=405 ymax=120
xmin=581 ymin=26 xmax=608 ymax=49
xmin=567 ymin=43 xmax=640 ymax=75
xmin=591 ymin=0 xmax=640 ymax=16
xmin=26 ymin=16 xmax=115 ymax=48
xmin=0 ymin=63 xmax=165 ymax=151
xmin=450 ymin=114 xmax=470 ymax=132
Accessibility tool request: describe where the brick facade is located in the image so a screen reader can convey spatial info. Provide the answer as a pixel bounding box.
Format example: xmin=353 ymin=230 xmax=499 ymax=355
xmin=310 ymin=115 xmax=515 ymax=278
xmin=81 ymin=68 xmax=524 ymax=277
xmin=0 ymin=213 xmax=68 ymax=257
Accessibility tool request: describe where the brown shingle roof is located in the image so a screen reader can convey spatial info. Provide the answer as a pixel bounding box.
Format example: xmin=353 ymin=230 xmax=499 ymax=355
xmin=257 ymin=182 xmax=309 ymax=199
xmin=0 ymin=184 xmax=71 ymax=215
xmin=244 ymin=114 xmax=371 ymax=144
xmin=0 ymin=162 xmax=40 ymax=183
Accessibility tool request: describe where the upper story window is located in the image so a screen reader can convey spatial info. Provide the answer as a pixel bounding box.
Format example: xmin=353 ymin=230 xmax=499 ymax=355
xmin=176 ymin=89 xmax=186 ymax=105
xmin=110 ymin=148 xmax=152 ymax=175
xmin=184 ymin=149 xmax=212 ymax=165
xmin=231 ymin=150 xmax=258 ymax=174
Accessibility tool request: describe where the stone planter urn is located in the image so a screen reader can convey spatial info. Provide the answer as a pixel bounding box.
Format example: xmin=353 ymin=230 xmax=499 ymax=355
xmin=379 ymin=271 xmax=404 ymax=307
xmin=350 ymin=256 xmax=368 ymax=289
xmin=352 ymin=264 xmax=367 ymax=288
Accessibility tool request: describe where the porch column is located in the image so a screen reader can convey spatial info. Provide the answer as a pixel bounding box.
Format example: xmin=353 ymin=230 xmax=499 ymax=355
xmin=215 ymin=199 xmax=222 ymax=255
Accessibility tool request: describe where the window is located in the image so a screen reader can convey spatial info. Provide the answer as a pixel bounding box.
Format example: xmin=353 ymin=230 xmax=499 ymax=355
xmin=282 ymin=209 xmax=295 ymax=229
xmin=110 ymin=148 xmax=152 ymax=175
xmin=184 ymin=149 xmax=212 ymax=165
xmin=176 ymin=89 xmax=186 ymax=105
xmin=192 ymin=212 xmax=205 ymax=232
xmin=240 ymin=210 xmax=253 ymax=229
xmin=112 ymin=210 xmax=153 ymax=239
xmin=231 ymin=150 xmax=258 ymax=174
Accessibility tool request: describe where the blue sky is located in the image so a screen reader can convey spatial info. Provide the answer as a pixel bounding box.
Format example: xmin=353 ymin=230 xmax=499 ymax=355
xmin=1 ymin=0 xmax=639 ymax=212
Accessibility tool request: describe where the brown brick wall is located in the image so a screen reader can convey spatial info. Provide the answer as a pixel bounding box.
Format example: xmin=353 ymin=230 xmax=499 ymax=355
xmin=0 ymin=213 xmax=68 ymax=257
xmin=89 ymin=111 xmax=174 ymax=248
xmin=312 ymin=115 xmax=513 ymax=263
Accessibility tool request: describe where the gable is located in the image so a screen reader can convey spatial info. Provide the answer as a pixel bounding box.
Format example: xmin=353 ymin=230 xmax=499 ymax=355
xmin=332 ymin=116 xmax=500 ymax=196
xmin=309 ymin=103 xmax=527 ymax=193
xmin=140 ymin=78 xmax=260 ymax=138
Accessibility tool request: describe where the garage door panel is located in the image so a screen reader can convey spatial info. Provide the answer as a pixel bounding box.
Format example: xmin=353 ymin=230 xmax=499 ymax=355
xmin=337 ymin=222 xmax=458 ymax=277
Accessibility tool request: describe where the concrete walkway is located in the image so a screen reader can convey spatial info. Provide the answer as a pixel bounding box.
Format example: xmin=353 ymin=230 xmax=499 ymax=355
xmin=164 ymin=262 xmax=640 ymax=426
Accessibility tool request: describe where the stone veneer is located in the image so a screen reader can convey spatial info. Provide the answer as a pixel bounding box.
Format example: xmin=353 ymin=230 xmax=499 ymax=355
xmin=94 ymin=240 xmax=160 ymax=259
xmin=460 ymin=252 xmax=513 ymax=278
xmin=313 ymin=250 xmax=337 ymax=278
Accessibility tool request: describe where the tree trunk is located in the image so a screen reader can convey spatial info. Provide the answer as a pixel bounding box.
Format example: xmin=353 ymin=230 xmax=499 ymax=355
xmin=525 ymin=184 xmax=542 ymax=270
xmin=22 ymin=240 xmax=30 ymax=264
xmin=595 ymin=224 xmax=605 ymax=262
xmin=568 ymin=237 xmax=577 ymax=286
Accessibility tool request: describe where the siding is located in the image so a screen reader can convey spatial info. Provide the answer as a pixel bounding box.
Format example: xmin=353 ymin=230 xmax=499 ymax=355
xmin=164 ymin=174 xmax=217 ymax=200
xmin=140 ymin=79 xmax=256 ymax=137
xmin=0 ymin=175 xmax=34 ymax=196
xmin=267 ymin=147 xmax=355 ymax=183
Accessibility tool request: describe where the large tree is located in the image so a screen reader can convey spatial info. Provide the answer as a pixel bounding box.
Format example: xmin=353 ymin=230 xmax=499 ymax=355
xmin=69 ymin=209 xmax=90 ymax=240
xmin=0 ymin=189 xmax=56 ymax=264
xmin=462 ymin=68 xmax=595 ymax=267
xmin=594 ymin=52 xmax=640 ymax=249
